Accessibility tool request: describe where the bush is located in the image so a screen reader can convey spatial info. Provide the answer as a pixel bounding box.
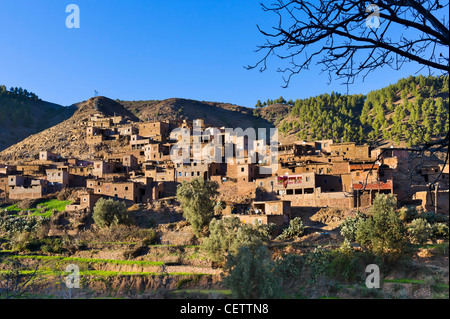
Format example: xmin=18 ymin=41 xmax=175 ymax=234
xmin=277 ymin=217 xmax=304 ymax=240
xmin=92 ymin=198 xmax=130 ymax=228
xmin=140 ymin=229 xmax=159 ymax=245
xmin=431 ymin=223 xmax=449 ymax=240
xmin=223 ymin=244 xmax=282 ymax=299
xmin=398 ymin=206 xmax=418 ymax=223
xmin=202 ymin=217 xmax=269 ymax=264
xmin=275 ymin=254 xmax=304 ymax=284
xmin=408 ymin=218 xmax=433 ymax=245
xmin=0 ymin=215 xmax=48 ymax=235
xmin=339 ymin=212 xmax=367 ymax=242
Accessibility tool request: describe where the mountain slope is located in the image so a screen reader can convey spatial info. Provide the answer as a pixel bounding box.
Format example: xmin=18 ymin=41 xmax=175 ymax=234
xmin=0 ymin=88 xmax=76 ymax=151
xmin=0 ymin=96 xmax=272 ymax=164
xmin=0 ymin=97 xmax=139 ymax=163
xmin=120 ymin=98 xmax=272 ymax=130
xmin=262 ymin=75 xmax=449 ymax=147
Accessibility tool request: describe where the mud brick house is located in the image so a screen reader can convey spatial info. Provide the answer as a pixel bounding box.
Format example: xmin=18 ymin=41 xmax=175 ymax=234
xmin=223 ymin=200 xmax=291 ymax=226
xmin=16 ymin=164 xmax=46 ymax=176
xmin=46 ymin=168 xmax=70 ymax=189
xmin=278 ymin=143 xmax=315 ymax=162
xmin=86 ymin=177 xmax=161 ymax=206
xmin=65 ymin=191 xmax=103 ymax=212
xmin=144 ymin=143 xmax=170 ymax=162
xmin=0 ymin=174 xmax=8 ymax=198
xmin=224 ymin=163 xmax=258 ymax=182
xmin=86 ymin=134 xmax=105 ymax=145
xmin=39 ymin=151 xmax=60 ymax=162
xmin=175 ymin=162 xmax=211 ymax=182
xmin=144 ymin=164 xmax=176 ymax=182
xmin=130 ymin=135 xmax=151 ymax=151
xmin=9 ymin=179 xmax=53 ymax=200
xmin=121 ymin=154 xmax=139 ymax=170
xmin=352 ymin=180 xmax=394 ymax=207
xmin=138 ymin=121 xmax=170 ymax=142
xmin=92 ymin=160 xmax=125 ymax=178
xmin=330 ymin=142 xmax=370 ymax=160
xmin=117 ymin=126 xmax=138 ymax=136
xmin=413 ymin=189 xmax=449 ymax=215
xmin=256 ymin=172 xmax=355 ymax=208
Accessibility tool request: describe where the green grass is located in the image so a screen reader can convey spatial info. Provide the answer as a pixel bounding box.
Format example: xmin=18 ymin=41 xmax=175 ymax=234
xmin=10 ymin=255 xmax=164 ymax=267
xmin=36 ymin=199 xmax=72 ymax=212
xmin=5 ymin=204 xmax=23 ymax=213
xmin=4 ymin=199 xmax=72 ymax=217
xmin=171 ymin=289 xmax=232 ymax=295
xmin=383 ymin=279 xmax=449 ymax=290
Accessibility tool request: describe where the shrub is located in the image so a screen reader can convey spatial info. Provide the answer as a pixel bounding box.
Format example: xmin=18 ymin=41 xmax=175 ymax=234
xmin=355 ymin=194 xmax=407 ymax=258
xmin=223 ymin=244 xmax=282 ymax=299
xmin=275 ymin=254 xmax=304 ymax=284
xmin=141 ymin=229 xmax=158 ymax=245
xmin=409 ymin=218 xmax=433 ymax=245
xmin=431 ymin=223 xmax=449 ymax=240
xmin=176 ymin=178 xmax=219 ymax=236
xmin=398 ymin=206 xmax=418 ymax=223
xmin=202 ymin=217 xmax=269 ymax=264
xmin=339 ymin=212 xmax=367 ymax=242
xmin=0 ymin=215 xmax=48 ymax=235
xmin=277 ymin=217 xmax=304 ymax=240
xmin=92 ymin=198 xmax=130 ymax=228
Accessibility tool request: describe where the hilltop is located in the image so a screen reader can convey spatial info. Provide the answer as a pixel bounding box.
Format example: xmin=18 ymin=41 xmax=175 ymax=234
xmin=120 ymin=98 xmax=272 ymax=129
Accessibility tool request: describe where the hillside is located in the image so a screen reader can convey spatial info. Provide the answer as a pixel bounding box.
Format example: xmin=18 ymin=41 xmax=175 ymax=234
xmin=0 ymin=75 xmax=448 ymax=163
xmin=0 ymin=97 xmax=139 ymax=163
xmin=0 ymin=96 xmax=273 ymax=164
xmin=120 ymin=98 xmax=272 ymax=130
xmin=0 ymin=86 xmax=76 ymax=151
xmin=257 ymin=75 xmax=449 ymax=147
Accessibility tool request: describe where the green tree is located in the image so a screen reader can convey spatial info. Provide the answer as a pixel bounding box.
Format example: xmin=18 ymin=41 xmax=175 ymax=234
xmin=92 ymin=198 xmax=129 ymax=228
xmin=223 ymin=244 xmax=282 ymax=299
xmin=176 ymin=178 xmax=219 ymax=236
xmin=355 ymin=194 xmax=407 ymax=258
xmin=202 ymin=216 xmax=270 ymax=264
xmin=408 ymin=218 xmax=433 ymax=245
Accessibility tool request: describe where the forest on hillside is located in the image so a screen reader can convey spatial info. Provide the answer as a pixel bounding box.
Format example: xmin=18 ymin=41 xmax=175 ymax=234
xmin=256 ymin=75 xmax=449 ymax=147
xmin=0 ymin=85 xmax=39 ymax=127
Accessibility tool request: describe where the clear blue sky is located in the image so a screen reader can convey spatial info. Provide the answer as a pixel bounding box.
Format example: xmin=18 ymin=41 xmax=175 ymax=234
xmin=0 ymin=0 xmax=441 ymax=108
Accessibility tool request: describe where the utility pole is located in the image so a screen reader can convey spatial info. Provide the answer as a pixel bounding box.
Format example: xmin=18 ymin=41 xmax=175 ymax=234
xmin=435 ymin=182 xmax=439 ymax=215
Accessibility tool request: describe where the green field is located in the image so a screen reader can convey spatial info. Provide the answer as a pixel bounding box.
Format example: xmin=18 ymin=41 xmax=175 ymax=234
xmin=3 ymin=199 xmax=72 ymax=217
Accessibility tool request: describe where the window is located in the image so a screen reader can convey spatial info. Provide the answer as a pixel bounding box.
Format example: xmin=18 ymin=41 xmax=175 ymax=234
xmin=125 ymin=187 xmax=128 ymax=191
xmin=241 ymin=168 xmax=245 ymax=172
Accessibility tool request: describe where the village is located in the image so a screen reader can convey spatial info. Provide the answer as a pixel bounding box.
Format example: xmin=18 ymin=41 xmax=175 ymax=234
xmin=0 ymin=112 xmax=448 ymax=225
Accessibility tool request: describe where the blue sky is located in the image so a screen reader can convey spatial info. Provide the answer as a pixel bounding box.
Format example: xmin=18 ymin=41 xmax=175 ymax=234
xmin=0 ymin=0 xmax=444 ymax=108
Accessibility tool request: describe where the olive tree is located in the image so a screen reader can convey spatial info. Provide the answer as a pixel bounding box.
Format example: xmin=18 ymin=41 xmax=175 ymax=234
xmin=176 ymin=178 xmax=219 ymax=236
